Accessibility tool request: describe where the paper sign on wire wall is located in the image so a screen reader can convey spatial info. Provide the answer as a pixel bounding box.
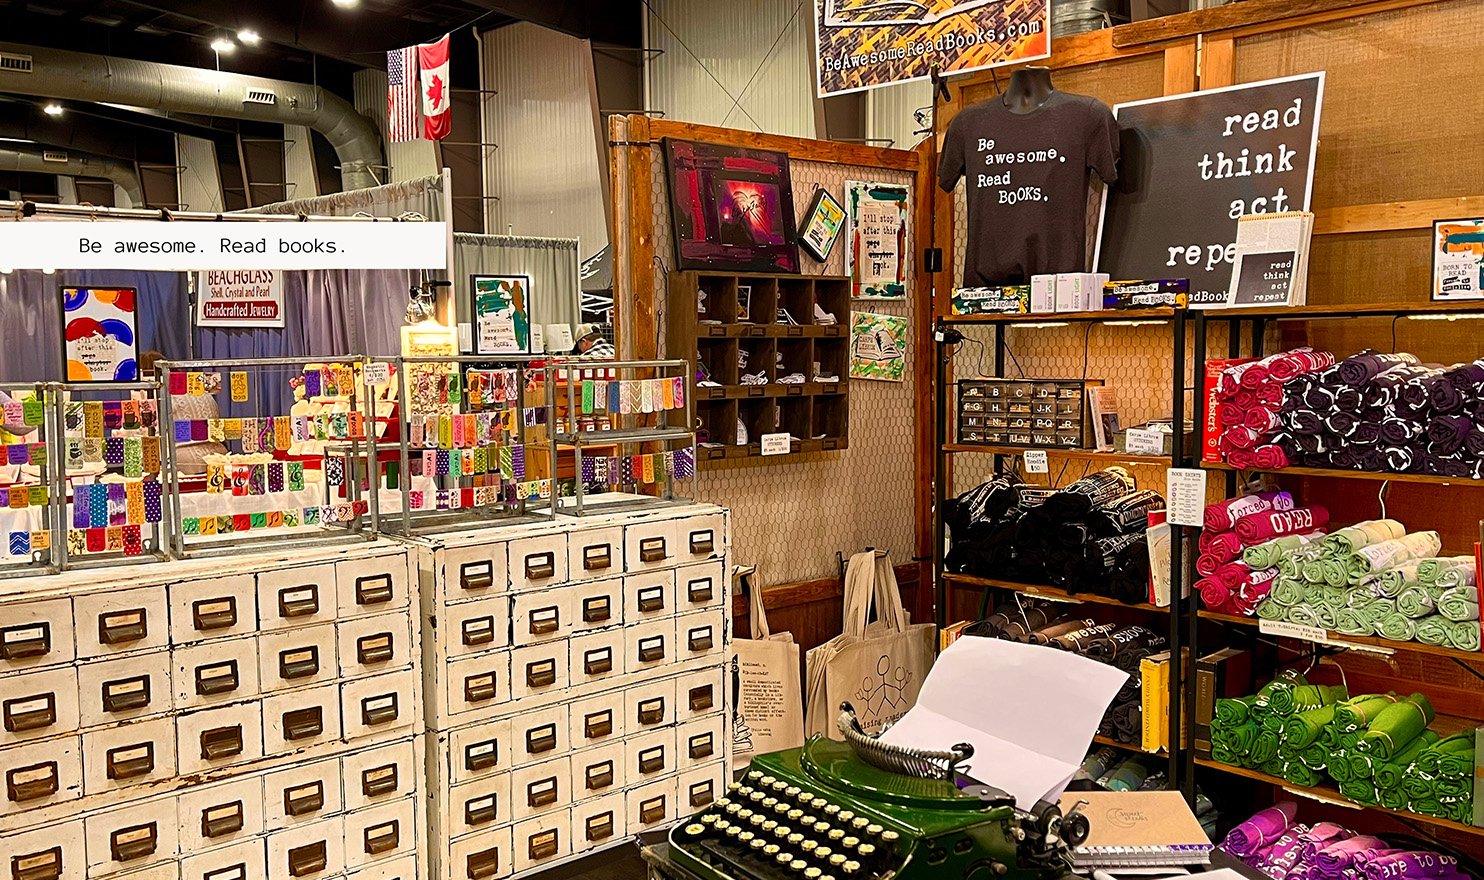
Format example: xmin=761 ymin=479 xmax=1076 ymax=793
xmin=196 ymin=270 xmax=286 ymax=328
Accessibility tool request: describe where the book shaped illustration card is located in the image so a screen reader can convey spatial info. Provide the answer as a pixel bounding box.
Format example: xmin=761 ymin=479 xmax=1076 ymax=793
xmin=1219 ymin=211 xmax=1314 ymax=308
xmin=1057 ymin=790 xmax=1212 ymax=868
xmin=1431 ymin=217 xmax=1484 ymax=301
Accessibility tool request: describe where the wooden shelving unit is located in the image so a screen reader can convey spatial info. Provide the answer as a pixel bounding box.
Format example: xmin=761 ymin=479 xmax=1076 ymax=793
xmin=944 ymin=573 xmax=1168 ymax=613
xmin=1198 ymin=609 xmax=1483 ymax=661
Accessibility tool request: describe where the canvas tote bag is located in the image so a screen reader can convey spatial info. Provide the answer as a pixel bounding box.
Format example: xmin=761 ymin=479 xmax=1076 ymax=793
xmin=729 ymin=565 xmax=805 ymax=768
xmin=805 ymin=550 xmax=936 ymax=738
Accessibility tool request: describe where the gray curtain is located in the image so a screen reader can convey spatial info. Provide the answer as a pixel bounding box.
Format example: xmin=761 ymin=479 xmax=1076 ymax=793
xmin=453 ymin=233 xmax=580 ymax=333
xmin=241 ymin=173 xmax=445 ymax=220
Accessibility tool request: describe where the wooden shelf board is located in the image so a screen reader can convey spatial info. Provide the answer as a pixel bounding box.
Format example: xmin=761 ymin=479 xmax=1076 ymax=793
xmin=1197 ymin=609 xmax=1483 ymax=661
xmin=1196 ymin=300 xmax=1484 ymax=321
xmin=696 ymin=384 xmax=847 ymax=401
xmin=698 ymin=323 xmax=849 ymax=339
xmin=1202 ymin=460 xmax=1484 ymax=487
xmin=1092 ymin=735 xmax=1165 ymax=754
xmin=944 ymin=573 xmax=1167 ymax=612
xmin=942 ymin=307 xmax=1175 ymax=325
xmin=944 ymin=444 xmax=1171 ymax=464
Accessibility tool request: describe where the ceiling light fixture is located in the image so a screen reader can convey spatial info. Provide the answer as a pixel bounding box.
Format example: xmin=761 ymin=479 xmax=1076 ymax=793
xmin=42 ymin=268 xmax=56 ymax=275
xmin=237 ymin=29 xmax=261 ymax=45
xmin=43 ymin=103 xmax=63 ymax=116
xmin=331 ymin=0 xmax=360 ymax=8
xmin=210 ymin=37 xmax=236 ymax=53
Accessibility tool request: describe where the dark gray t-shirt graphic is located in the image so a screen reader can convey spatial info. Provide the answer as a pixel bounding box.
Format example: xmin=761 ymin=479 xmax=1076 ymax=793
xmin=940 ymin=91 xmax=1120 ymax=285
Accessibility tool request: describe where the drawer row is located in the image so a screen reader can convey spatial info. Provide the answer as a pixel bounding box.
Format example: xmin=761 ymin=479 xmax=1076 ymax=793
xmin=438 ymin=513 xmax=725 ymax=603
xmin=1 ymin=556 xmax=412 ymax=675
xmin=2 ymin=670 xmax=415 ymax=818
xmin=2 ymin=616 xmax=413 ymax=747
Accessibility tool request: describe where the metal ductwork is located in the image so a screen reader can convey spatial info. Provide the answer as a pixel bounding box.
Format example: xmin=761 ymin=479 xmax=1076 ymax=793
xmin=0 ymin=145 xmax=144 ymax=208
xmin=0 ymin=41 xmax=383 ymax=191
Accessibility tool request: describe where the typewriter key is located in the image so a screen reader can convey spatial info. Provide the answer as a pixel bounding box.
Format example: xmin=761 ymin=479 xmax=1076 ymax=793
xmin=773 ymin=826 xmax=791 ymax=839
xmin=842 ymin=861 xmax=861 ymax=875
xmin=804 ymin=869 xmax=822 ymax=880
xmin=787 ymin=809 xmax=804 ymax=821
xmin=814 ymin=847 xmax=832 ymax=861
xmin=750 ymin=816 xmax=765 ymax=827
xmin=750 ymin=839 xmax=767 ymax=851
xmin=747 ymin=771 xmax=763 ymax=780
xmin=800 ymin=841 xmax=818 ymax=853
xmin=771 ymin=781 xmax=788 ymax=792
xmin=828 ymin=854 xmax=847 ymax=867
xmin=762 ymin=820 xmax=778 ymax=832
xmin=728 ymin=782 xmax=742 ymax=792
xmin=865 ymin=824 xmax=883 ymax=836
xmin=738 ymin=832 xmax=755 ymax=845
xmin=821 ymin=875 xmax=836 ymax=880
xmin=684 ymin=824 xmax=704 ymax=837
xmin=811 ymin=798 xmax=828 ymax=810
xmin=800 ymin=815 xmax=816 ymax=826
xmin=828 ymin=829 xmax=845 ymax=841
xmin=880 ymin=831 xmax=900 ymax=845
xmin=750 ymin=792 xmax=765 ymax=802
xmin=787 ymin=833 xmax=804 ymax=846
xmin=798 ymin=790 xmax=815 ymax=802
xmin=726 ymin=826 xmax=742 ymax=838
xmin=776 ymin=852 xmax=794 ymax=865
xmin=824 ymin=805 xmax=841 ymax=816
xmin=837 ymin=811 xmax=855 ymax=823
xmin=785 ymin=786 xmax=801 ymax=797
xmin=774 ymin=804 xmax=790 ymax=815
xmin=715 ymin=820 xmax=732 ymax=832
xmin=726 ymin=804 xmax=742 ymax=814
xmin=843 ymin=837 xmax=860 ymax=849
xmin=790 ymin=860 xmax=808 ymax=872
xmin=763 ymin=845 xmax=781 ymax=857
xmin=762 ymin=797 xmax=778 ymax=808
xmin=852 ymin=818 xmax=870 ymax=830
xmin=760 ymin=776 xmax=776 ymax=785
xmin=857 ymin=844 xmax=876 ymax=859
xmin=813 ymin=822 xmax=830 ymax=834
xmin=701 ymin=815 xmax=718 ymax=825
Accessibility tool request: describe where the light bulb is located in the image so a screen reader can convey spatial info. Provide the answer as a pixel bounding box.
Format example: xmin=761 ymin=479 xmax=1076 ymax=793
xmin=43 ymin=104 xmax=63 ymax=116
xmin=211 ymin=38 xmax=236 ymax=53
xmin=237 ymin=29 xmax=261 ymax=45
xmin=42 ymin=268 xmax=56 ymax=275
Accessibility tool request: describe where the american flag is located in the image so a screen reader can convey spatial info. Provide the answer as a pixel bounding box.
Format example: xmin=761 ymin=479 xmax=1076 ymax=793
xmin=386 ymin=46 xmax=419 ymax=143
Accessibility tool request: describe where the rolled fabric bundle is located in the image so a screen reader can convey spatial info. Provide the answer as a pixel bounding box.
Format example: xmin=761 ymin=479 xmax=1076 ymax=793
xmin=1347 ymin=750 xmax=1377 ymax=781
xmin=1426 ymin=414 xmax=1472 ymax=456
xmin=1226 ymin=448 xmax=1255 ymax=469
xmin=1415 ymin=733 xmax=1473 ymax=774
xmin=1338 ymin=779 xmax=1378 ymax=805
xmin=1243 ymin=407 xmax=1281 ymax=433
xmin=1356 ymin=693 xmax=1436 ymax=759
xmin=1236 ymin=505 xmax=1331 ymax=543
xmin=1327 ymin=751 xmax=1355 ymax=783
xmin=1326 ymin=411 xmax=1359 ymax=437
xmin=1198 ymin=578 xmax=1232 ymax=611
xmin=1215 ymin=561 xmax=1250 ymax=591
xmin=1305 ymin=384 xmax=1338 ymax=411
xmin=1314 ymin=602 xmax=1340 ymax=629
xmin=1076 ymin=746 xmax=1120 ymax=781
xmin=1374 ymin=561 xmax=1423 ymax=597
xmin=1415 ymin=616 xmax=1450 ymax=647
xmin=1245 ymin=532 xmax=1323 ymax=570
xmin=1223 ymin=425 xmax=1261 ymax=451
xmin=1362 ymin=851 xmax=1462 ymax=879
xmin=1464 ymin=429 xmax=1484 ymax=458
xmin=1318 ymin=556 xmax=1350 ymax=587
xmin=1446 ymin=358 xmax=1484 ymax=393
xmin=1336 ymin=607 xmax=1372 ymax=637
xmin=1256 ymin=598 xmax=1288 ymax=620
xmin=1257 ymin=383 xmax=1285 ymax=408
xmin=1445 ymin=620 xmax=1480 ymax=651
xmin=1296 ymin=822 xmax=1351 ymax=863
xmin=1417 ymin=556 xmax=1474 ymax=585
xmin=1375 ymin=731 xmax=1442 ymax=790
xmin=1282 ymin=542 xmax=1327 ymax=579
xmin=1437 ymin=587 xmax=1479 ymax=621
xmin=1352 ymin=419 xmax=1383 ymax=446
xmin=1436 ymin=563 xmax=1476 ymax=589
xmin=1334 ymin=694 xmax=1400 ymax=731
xmin=1338 ymin=350 xmax=1420 ymax=386
xmin=1087 ymin=489 xmax=1166 ymax=536
xmin=1398 ymin=369 xmax=1444 ymax=414
xmin=1437 ymin=748 xmax=1475 ymax=779
xmin=1203 ymin=530 xmax=1249 ymax=565
xmin=1280 ymin=704 xmax=1335 ymax=749
xmin=1233 ymin=387 xmax=1259 ymax=410
xmin=1026 ymin=619 xmax=1097 ymax=646
xmin=1196 ymin=552 xmax=1224 ymax=578
xmin=1205 ymin=491 xmax=1295 ymax=532
xmin=1215 ymin=695 xmax=1258 ymax=726
xmin=1376 ymin=610 xmax=1418 ymax=642
xmin=1252 ymin=444 xmax=1293 ymax=469
xmin=1105 ymin=758 xmax=1150 ymax=791
xmin=1334 ymin=385 xmax=1364 ymax=413
xmin=1396 ymin=584 xmax=1436 ymax=618
xmin=1380 ymin=417 xmax=1420 ymax=445
xmin=1322 ymin=519 xmax=1407 ymax=557
xmin=1312 ymin=836 xmax=1390 ymax=877
xmin=1218 ymin=401 xmax=1247 ymax=426
xmin=1289 ymin=603 xmax=1322 ymax=627
xmin=1347 ymin=531 xmax=1443 ymax=582
xmin=1382 ymin=446 xmax=1416 ymax=473
xmin=1282 ymin=761 xmax=1323 ymax=787
xmin=1269 ymin=577 xmax=1307 ymax=607
xmin=1238 ymin=567 xmax=1281 ymax=611
xmin=1290 ymin=409 xmax=1325 ymax=435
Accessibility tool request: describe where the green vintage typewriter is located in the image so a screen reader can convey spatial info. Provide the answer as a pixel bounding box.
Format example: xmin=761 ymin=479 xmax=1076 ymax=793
xmin=661 ymin=705 xmax=1089 ymax=880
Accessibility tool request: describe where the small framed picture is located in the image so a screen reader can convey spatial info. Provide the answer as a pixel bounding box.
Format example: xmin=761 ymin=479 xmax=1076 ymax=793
xmin=1431 ymin=218 xmax=1484 ymax=301
xmin=798 ymin=188 xmax=847 ymax=262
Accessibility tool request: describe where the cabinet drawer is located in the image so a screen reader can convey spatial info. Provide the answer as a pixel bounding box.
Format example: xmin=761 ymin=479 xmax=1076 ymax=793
xmin=342 ymin=739 xmax=416 ymax=811
xmin=569 ymin=579 xmax=621 ymax=633
xmin=265 ymin=817 xmax=343 ymax=880
xmin=511 ymin=705 xmax=568 ymax=767
xmin=677 ymin=667 xmax=724 ymax=721
xmin=0 ymin=734 xmax=81 ymax=817
xmin=624 ymin=678 xmax=674 ymax=731
xmin=335 ymin=556 xmax=410 ymax=619
xmin=174 ymin=638 xmax=258 ymax=710
xmin=509 ymin=757 xmax=569 ymax=821
xmin=74 ymin=588 xmax=168 ymax=659
xmin=676 ymin=561 xmax=726 ymax=612
xmin=566 ymin=527 xmax=622 ymax=582
xmin=177 ymin=776 xmax=264 ymax=853
xmin=677 ymin=715 xmax=725 ymax=767
xmin=448 ymin=825 xmax=512 ymax=880
xmin=4 ymin=820 xmax=85 ymax=880
xmin=265 ymin=757 xmax=342 ymax=826
xmin=625 ymin=520 xmax=680 ymax=573
xmin=2 ymin=666 xmax=79 ymax=747
xmin=257 ymin=564 xmax=338 ymax=632
xmin=346 ymin=855 xmax=416 ymax=880
xmin=626 ymin=776 xmax=677 ymax=831
xmin=0 ymin=597 xmax=74 ymax=673
xmin=443 ymin=655 xmax=510 ymax=719
xmin=258 ymin=625 xmax=337 ymax=693
xmin=677 ymin=513 xmax=726 ymax=563
xmin=105 ymin=863 xmax=174 ymax=880
xmin=343 ymin=796 xmax=416 ymax=869
xmin=179 ymin=839 xmax=264 ymax=880
xmin=79 ymin=652 xmax=172 ymax=728
xmin=677 ymin=761 xmax=726 ymax=811
xmin=264 ymin=683 xmax=341 ymax=755
xmin=176 ymin=701 xmax=263 ymax=776
xmin=448 ymin=718 xmax=512 ymax=785
xmin=571 ymin=794 xmax=625 ymax=854
xmin=442 ymin=545 xmax=507 ymax=605
xmin=568 ymin=692 xmax=624 ymax=749
xmin=568 ymin=630 xmax=624 ymax=687
xmin=677 ymin=609 xmax=725 ymax=661
xmin=341 ymin=670 xmax=414 ymax=740
xmin=623 ymin=572 xmax=674 ymax=623
xmin=84 ymin=797 xmax=179 ymax=877
xmin=443 ymin=596 xmax=510 ymax=658
xmin=628 ymin=727 xmax=675 ymax=781
xmin=81 ymin=717 xmax=176 ymax=797
xmin=169 ymin=575 xmax=256 ymax=644
xmin=572 ymin=742 xmax=624 ymax=798
xmin=449 ymin=773 xmax=511 ymax=835
xmin=510 ymin=591 xmax=572 ymax=647
xmin=512 ymin=812 xmax=569 ymax=875
xmin=337 ymin=613 xmax=412 ymax=679
xmin=508 ymin=643 xmax=568 ymax=701
xmin=508 ymin=535 xmax=568 ymax=592
xmin=626 ymin=619 xmax=674 ymax=675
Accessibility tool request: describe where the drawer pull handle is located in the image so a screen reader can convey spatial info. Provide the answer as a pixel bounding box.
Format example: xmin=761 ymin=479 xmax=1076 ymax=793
xmin=581 ymin=596 xmax=611 ymax=623
xmin=6 ymin=760 xmax=59 ymax=802
xmin=690 ymin=780 xmax=716 ymax=808
xmin=0 ymin=621 xmax=51 ymax=660
xmin=584 ymin=710 xmax=612 ymax=740
xmin=200 ymin=726 xmax=244 ymax=760
xmin=195 ymin=660 xmax=239 ymax=696
xmin=357 ymin=632 xmax=395 ymax=664
xmin=637 ymin=697 xmax=665 ymax=726
xmin=284 ymin=780 xmax=325 ymax=816
xmin=98 ymin=608 xmax=147 ymax=645
xmin=103 ymin=674 xmax=152 ymax=711
xmin=526 ymin=659 xmax=557 ymax=688
xmin=689 ymin=732 xmax=715 ymax=759
xmin=279 ymin=646 xmax=320 ymax=680
xmin=526 ymin=777 xmax=558 ymax=807
xmin=585 ymin=761 xmax=614 ymax=790
xmin=464 ymin=794 xmax=498 ymax=826
xmin=106 ymin=742 xmax=154 ymax=779
xmin=636 ymin=586 xmax=665 ymax=613
xmin=3 ymin=693 xmax=56 ymax=732
xmin=461 ymin=616 xmax=495 ymax=646
xmin=201 ymin=801 xmax=244 ymax=838
xmin=639 ymin=537 xmax=668 ymax=563
xmin=525 ymin=724 xmax=557 ymax=754
xmin=12 ymin=847 xmax=62 ymax=880
xmin=582 ymin=544 xmax=611 ymax=570
xmin=467 ymin=847 xmax=501 ymax=879
xmin=585 ymin=812 xmax=614 ymax=842
xmin=355 ymin=574 xmax=394 ymax=606
xmin=362 ymin=763 xmax=399 ymax=797
xmin=688 ymin=684 xmax=714 ymax=711
xmin=364 ymin=819 xmax=400 ymax=855
xmin=638 ymin=635 xmax=665 ymax=663
xmin=464 ymin=673 xmax=497 ymax=703
xmin=192 ymin=597 xmax=237 ymax=631
xmin=277 ymin=585 xmax=319 ymax=619
xmin=583 ymin=647 xmax=613 ymax=676
xmin=687 ymin=578 xmax=714 ymax=603
xmin=638 ymin=745 xmax=666 ymax=774
xmin=688 ymin=626 xmax=714 ymax=652
xmin=460 ymin=561 xmax=494 ymax=591
xmin=528 ymin=830 xmax=559 ymax=861
xmin=524 ymin=552 xmax=555 ymax=580
xmin=203 ymin=865 xmax=246 ymax=880
xmin=283 ymin=706 xmax=324 ymax=741
xmin=640 ymin=795 xmax=667 ymax=825
xmin=528 ymin=606 xmax=559 ymax=635
xmin=287 ymin=840 xmax=328 ymax=877
xmin=688 ymin=530 xmax=715 ymax=555
xmin=362 ymin=693 xmax=400 ymax=726
xmin=464 ymin=739 xmax=499 ymax=771
xmin=110 ymin=823 xmax=157 ymax=862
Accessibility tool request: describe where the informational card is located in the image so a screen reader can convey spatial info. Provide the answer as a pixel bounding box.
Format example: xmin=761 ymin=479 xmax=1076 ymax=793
xmin=363 ymin=362 xmax=391 ymax=387
xmin=760 ymin=433 xmax=791 ymax=456
xmin=1023 ymin=449 xmax=1049 ymax=473
xmin=477 ymin=315 xmax=519 ymax=354
xmin=1125 ymin=427 xmax=1165 ymax=456
xmin=1166 ymin=467 xmax=1209 ymax=527
xmin=545 ymin=323 xmax=575 ymax=353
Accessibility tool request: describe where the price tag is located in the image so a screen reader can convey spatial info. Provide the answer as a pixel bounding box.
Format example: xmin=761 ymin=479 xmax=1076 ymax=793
xmin=760 ymin=433 xmax=791 ymax=456
xmin=364 ymin=363 xmax=391 ymax=387
xmin=1260 ymin=619 xmax=1328 ymax=643
xmin=1166 ymin=467 xmax=1208 ymax=527
xmin=1023 ymin=449 xmax=1049 ymax=473
xmin=1125 ymin=427 xmax=1165 ymax=456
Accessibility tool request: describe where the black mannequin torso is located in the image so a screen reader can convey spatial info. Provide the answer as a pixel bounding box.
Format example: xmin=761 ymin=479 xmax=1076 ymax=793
xmin=1002 ymin=66 xmax=1055 ymax=114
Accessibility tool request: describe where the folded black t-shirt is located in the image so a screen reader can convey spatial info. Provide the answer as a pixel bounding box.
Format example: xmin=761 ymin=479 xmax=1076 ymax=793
xmin=939 ymin=91 xmax=1120 ymax=285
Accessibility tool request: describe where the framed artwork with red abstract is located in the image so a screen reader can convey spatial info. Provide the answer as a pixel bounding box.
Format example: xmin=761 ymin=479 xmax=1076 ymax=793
xmin=61 ymin=286 xmax=139 ymax=383
xmin=663 ymin=138 xmax=801 ymax=274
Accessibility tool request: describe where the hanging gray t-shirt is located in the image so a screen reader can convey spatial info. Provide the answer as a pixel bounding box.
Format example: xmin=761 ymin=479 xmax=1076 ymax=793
xmin=939 ymin=91 xmax=1119 ymax=285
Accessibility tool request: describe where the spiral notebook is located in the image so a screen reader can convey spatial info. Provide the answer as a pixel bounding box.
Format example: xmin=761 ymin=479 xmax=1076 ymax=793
xmin=1058 ymin=791 xmax=1212 ymax=868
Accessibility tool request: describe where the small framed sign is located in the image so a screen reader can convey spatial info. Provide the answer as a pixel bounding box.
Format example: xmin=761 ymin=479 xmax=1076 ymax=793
xmin=798 ymin=188 xmax=846 ymax=262
xmin=1431 ymin=218 xmax=1484 ymax=301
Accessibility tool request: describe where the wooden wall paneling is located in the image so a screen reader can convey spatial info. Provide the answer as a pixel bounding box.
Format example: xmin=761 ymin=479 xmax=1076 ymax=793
xmin=1314 ymin=196 xmax=1484 ymax=235
xmin=646 ymin=119 xmax=920 ymax=171
xmin=1200 ymin=35 xmax=1237 ymax=89
xmin=1113 ymin=0 xmax=1449 ymax=46
xmin=1161 ymin=40 xmax=1199 ymax=95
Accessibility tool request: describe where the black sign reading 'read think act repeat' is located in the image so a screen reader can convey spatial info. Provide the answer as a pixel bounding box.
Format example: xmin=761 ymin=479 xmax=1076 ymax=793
xmin=1096 ymin=73 xmax=1325 ymax=305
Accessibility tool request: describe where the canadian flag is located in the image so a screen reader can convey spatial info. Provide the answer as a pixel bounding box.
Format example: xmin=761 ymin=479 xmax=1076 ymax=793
xmin=418 ymin=34 xmax=452 ymax=141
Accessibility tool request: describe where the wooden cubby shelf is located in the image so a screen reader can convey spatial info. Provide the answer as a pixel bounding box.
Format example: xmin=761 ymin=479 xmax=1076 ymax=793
xmin=943 ymin=573 xmax=1168 ymax=613
xmin=670 ymin=271 xmax=852 ymax=465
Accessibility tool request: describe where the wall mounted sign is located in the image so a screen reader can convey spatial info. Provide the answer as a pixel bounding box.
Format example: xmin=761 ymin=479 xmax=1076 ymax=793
xmin=1431 ymin=218 xmax=1484 ymax=301
xmin=799 ymin=188 xmax=847 ymax=262
xmin=663 ymin=139 xmax=800 ymax=274
xmin=62 ymin=286 xmax=138 ymax=383
xmin=471 ymin=275 xmax=532 ymax=354
xmin=846 ymin=181 xmax=909 ymax=299
xmin=849 ymin=311 xmax=907 ymax=382
xmin=196 ymin=270 xmax=286 ymax=328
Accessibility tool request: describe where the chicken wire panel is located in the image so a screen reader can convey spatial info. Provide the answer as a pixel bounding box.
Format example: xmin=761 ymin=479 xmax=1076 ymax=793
xmin=649 ymin=150 xmax=917 ymax=582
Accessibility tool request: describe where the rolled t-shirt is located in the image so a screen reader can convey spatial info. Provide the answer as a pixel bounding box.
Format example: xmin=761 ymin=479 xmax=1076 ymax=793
xmin=939 ymin=90 xmax=1119 ymax=285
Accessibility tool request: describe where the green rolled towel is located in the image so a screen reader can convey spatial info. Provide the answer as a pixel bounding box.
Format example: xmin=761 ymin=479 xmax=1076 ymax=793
xmin=1375 ymin=561 xmax=1422 ymax=597
xmin=1281 ymin=705 xmax=1335 ymax=749
xmin=1396 ymin=584 xmax=1436 ymax=618
xmin=1335 ymin=608 xmax=1371 ymax=637
xmin=1211 ymin=744 xmax=1239 ymax=766
xmin=1356 ymin=693 xmax=1436 ymax=759
xmin=1419 ymin=733 xmax=1474 ymax=772
xmin=1417 ymin=556 xmax=1474 ymax=585
xmin=1411 ymin=796 xmax=1443 ymax=816
xmin=1327 ymin=750 xmax=1354 ymax=783
xmin=1227 ymin=722 xmax=1259 ymax=756
xmin=1334 ymin=694 xmax=1400 ymax=731
xmin=1315 ymin=604 xmax=1340 ymax=629
xmin=1374 ymin=730 xmax=1441 ymax=789
xmin=1282 ymin=761 xmax=1322 ymax=787
xmin=1260 ymin=758 xmax=1286 ymax=778
xmin=1301 ymin=557 xmax=1328 ymax=584
xmin=1401 ymin=775 xmax=1433 ymax=801
xmin=1426 ymin=583 xmax=1446 ymax=601
xmin=1446 ymin=620 xmax=1481 ymax=652
xmin=1300 ymin=742 xmax=1329 ymax=769
xmin=1214 ymin=695 xmax=1257 ymax=726
xmin=1261 ymin=713 xmax=1286 ymax=733
xmin=1376 ymin=609 xmax=1417 ymax=642
xmin=1246 ymin=534 xmax=1315 ymax=570
xmin=1436 ymin=565 xmax=1476 ymax=589
xmin=1438 ymin=586 xmax=1480 ymax=621
xmin=1289 ymin=604 xmax=1321 ymax=627
xmin=1281 ymin=545 xmax=1324 ymax=579
xmin=1380 ymin=787 xmax=1408 ymax=810
xmin=1320 ymin=557 xmax=1350 ymax=587
xmin=1339 ymin=779 xmax=1377 ymax=804
xmin=1257 ymin=599 xmax=1288 ymax=621
xmin=1416 ymin=617 xmax=1451 ymax=646
xmin=1269 ymin=577 xmax=1308 ymax=607
xmin=1347 ymin=531 xmax=1443 ymax=582
xmin=1322 ymin=519 xmax=1405 ymax=557
xmin=1253 ymin=670 xmax=1307 ymax=710
xmin=1268 ymin=682 xmax=1341 ymax=716
xmin=1319 ymin=585 xmax=1350 ymax=611
xmin=1436 ymin=776 xmax=1471 ymax=797
xmin=1340 ymin=730 xmax=1363 ymax=750
xmin=1448 ymin=802 xmax=1473 ymax=824
xmin=1347 ymin=751 xmax=1377 ymax=780
xmin=1251 ymin=730 xmax=1280 ymax=765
